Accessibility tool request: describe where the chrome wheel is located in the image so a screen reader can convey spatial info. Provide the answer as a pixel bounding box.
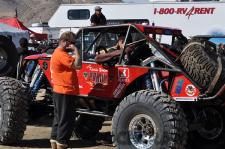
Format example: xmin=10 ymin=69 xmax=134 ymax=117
xmin=129 ymin=114 xmax=157 ymax=149
xmin=197 ymin=107 xmax=223 ymax=140
xmin=0 ymin=47 xmax=8 ymax=70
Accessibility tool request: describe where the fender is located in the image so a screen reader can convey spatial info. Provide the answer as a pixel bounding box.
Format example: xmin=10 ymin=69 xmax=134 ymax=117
xmin=24 ymin=53 xmax=49 ymax=60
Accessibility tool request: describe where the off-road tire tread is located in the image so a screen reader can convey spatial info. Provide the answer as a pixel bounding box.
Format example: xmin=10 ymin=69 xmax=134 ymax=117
xmin=180 ymin=41 xmax=218 ymax=91
xmin=0 ymin=77 xmax=28 ymax=144
xmin=112 ymin=90 xmax=187 ymax=149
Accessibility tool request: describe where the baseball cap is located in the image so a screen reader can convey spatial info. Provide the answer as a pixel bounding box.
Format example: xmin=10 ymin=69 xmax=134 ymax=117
xmin=95 ymin=6 xmax=102 ymax=11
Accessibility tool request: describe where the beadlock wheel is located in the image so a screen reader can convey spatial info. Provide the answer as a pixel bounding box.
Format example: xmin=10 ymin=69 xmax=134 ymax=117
xmin=112 ymin=90 xmax=187 ymax=149
xmin=129 ymin=114 xmax=157 ymax=149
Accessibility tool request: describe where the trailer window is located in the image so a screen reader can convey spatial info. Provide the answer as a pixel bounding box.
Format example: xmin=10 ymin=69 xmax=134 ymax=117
xmin=68 ymin=9 xmax=90 ymax=20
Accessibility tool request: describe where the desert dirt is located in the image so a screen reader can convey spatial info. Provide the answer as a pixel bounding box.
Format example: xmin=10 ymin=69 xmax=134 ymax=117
xmin=0 ymin=115 xmax=114 ymax=149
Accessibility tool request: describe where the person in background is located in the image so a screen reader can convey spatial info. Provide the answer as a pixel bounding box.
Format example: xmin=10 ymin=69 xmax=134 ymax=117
xmin=90 ymin=6 xmax=106 ymax=26
xmin=95 ymin=35 xmax=126 ymax=63
xmin=50 ymin=31 xmax=81 ymax=149
xmin=29 ymin=34 xmax=39 ymax=52
xmin=218 ymin=43 xmax=225 ymax=56
xmin=17 ymin=38 xmax=36 ymax=79
xmin=18 ymin=38 xmax=29 ymax=56
xmin=18 ymin=38 xmax=37 ymax=55
xmin=6 ymin=35 xmax=12 ymax=41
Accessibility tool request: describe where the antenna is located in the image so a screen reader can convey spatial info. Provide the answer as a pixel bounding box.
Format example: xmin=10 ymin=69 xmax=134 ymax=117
xmin=40 ymin=17 xmax=43 ymax=24
xmin=15 ymin=7 xmax=18 ymax=18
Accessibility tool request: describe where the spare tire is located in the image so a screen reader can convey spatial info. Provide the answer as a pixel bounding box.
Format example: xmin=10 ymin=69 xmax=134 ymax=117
xmin=179 ymin=39 xmax=225 ymax=94
xmin=0 ymin=35 xmax=18 ymax=77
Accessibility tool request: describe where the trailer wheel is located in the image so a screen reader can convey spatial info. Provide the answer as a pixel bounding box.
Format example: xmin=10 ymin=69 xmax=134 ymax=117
xmin=112 ymin=90 xmax=187 ymax=149
xmin=0 ymin=36 xmax=18 ymax=77
xmin=189 ymin=107 xmax=225 ymax=149
xmin=180 ymin=40 xmax=225 ymax=93
xmin=74 ymin=115 xmax=104 ymax=140
xmin=0 ymin=77 xmax=28 ymax=144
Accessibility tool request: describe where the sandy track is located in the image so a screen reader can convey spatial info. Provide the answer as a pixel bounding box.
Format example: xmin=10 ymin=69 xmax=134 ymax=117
xmin=0 ymin=116 xmax=114 ymax=149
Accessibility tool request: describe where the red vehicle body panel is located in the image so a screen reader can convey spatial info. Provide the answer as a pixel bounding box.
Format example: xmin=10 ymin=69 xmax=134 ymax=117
xmin=25 ymin=54 xmax=48 ymax=60
xmin=39 ymin=58 xmax=149 ymax=99
xmin=38 ymin=57 xmax=200 ymax=101
xmin=170 ymin=74 xmax=200 ymax=101
xmin=35 ymin=24 xmax=200 ymax=101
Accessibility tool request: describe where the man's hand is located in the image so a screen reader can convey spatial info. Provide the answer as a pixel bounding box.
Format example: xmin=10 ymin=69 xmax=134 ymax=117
xmin=66 ymin=44 xmax=78 ymax=51
xmin=67 ymin=44 xmax=82 ymax=70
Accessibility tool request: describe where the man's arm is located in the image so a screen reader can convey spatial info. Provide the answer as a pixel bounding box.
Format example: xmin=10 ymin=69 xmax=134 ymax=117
xmin=90 ymin=14 xmax=96 ymax=26
xmin=95 ymin=50 xmax=121 ymax=64
xmin=101 ymin=14 xmax=107 ymax=25
xmin=72 ymin=46 xmax=82 ymax=70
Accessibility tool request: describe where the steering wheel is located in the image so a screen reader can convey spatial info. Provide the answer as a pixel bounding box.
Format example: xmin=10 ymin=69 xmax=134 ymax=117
xmin=126 ymin=40 xmax=151 ymax=65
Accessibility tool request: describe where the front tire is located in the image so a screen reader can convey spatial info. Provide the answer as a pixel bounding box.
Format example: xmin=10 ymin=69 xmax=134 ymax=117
xmin=0 ymin=77 xmax=28 ymax=144
xmin=112 ymin=90 xmax=187 ymax=149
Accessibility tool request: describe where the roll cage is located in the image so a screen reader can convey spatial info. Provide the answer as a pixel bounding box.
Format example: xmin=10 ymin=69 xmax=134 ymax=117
xmin=75 ymin=24 xmax=187 ymax=65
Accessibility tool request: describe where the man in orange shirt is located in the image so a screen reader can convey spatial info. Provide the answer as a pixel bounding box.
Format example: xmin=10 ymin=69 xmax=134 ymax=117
xmin=50 ymin=31 xmax=81 ymax=149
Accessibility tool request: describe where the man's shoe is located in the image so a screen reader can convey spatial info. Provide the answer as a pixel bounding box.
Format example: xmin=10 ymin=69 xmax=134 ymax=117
xmin=56 ymin=142 xmax=68 ymax=149
xmin=50 ymin=139 xmax=57 ymax=149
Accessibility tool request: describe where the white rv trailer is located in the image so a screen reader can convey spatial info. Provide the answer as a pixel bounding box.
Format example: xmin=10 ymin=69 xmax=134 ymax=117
xmin=48 ymin=2 xmax=225 ymax=38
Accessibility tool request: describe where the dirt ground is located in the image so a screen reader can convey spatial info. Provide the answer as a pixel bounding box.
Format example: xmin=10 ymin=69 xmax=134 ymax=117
xmin=0 ymin=115 xmax=114 ymax=149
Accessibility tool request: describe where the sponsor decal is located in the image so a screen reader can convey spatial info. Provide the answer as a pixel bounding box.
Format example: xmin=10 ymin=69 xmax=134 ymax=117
xmin=83 ymin=72 xmax=88 ymax=78
xmin=113 ymin=82 xmax=126 ymax=98
xmin=42 ymin=61 xmax=48 ymax=70
xmin=84 ymin=65 xmax=108 ymax=86
xmin=154 ymin=7 xmax=215 ymax=19
xmin=175 ymin=79 xmax=184 ymax=95
xmin=185 ymin=84 xmax=196 ymax=96
xmin=118 ymin=68 xmax=129 ymax=82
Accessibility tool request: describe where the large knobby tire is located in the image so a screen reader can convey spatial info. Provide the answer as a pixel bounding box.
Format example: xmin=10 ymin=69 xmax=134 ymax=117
xmin=188 ymin=107 xmax=225 ymax=149
xmin=180 ymin=40 xmax=225 ymax=93
xmin=74 ymin=115 xmax=104 ymax=140
xmin=0 ymin=77 xmax=28 ymax=144
xmin=112 ymin=90 xmax=187 ymax=149
xmin=0 ymin=36 xmax=18 ymax=77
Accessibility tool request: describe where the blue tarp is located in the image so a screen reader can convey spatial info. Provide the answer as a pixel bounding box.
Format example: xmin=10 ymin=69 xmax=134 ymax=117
xmin=0 ymin=23 xmax=29 ymax=48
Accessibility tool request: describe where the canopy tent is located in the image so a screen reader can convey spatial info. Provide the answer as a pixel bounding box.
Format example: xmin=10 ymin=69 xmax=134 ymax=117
xmin=0 ymin=18 xmax=47 ymax=40
xmin=0 ymin=23 xmax=29 ymax=48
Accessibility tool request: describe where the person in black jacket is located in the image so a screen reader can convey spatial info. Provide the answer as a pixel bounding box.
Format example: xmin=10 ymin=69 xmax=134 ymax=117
xmin=90 ymin=6 xmax=106 ymax=26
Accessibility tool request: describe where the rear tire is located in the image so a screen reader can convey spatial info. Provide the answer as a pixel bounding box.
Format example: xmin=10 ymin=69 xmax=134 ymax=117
xmin=74 ymin=115 xmax=104 ymax=140
xmin=188 ymin=107 xmax=225 ymax=149
xmin=0 ymin=36 xmax=18 ymax=77
xmin=0 ymin=77 xmax=28 ymax=144
xmin=112 ymin=90 xmax=187 ymax=149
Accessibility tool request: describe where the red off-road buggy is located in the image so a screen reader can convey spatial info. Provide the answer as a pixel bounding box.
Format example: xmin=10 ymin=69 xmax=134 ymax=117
xmin=0 ymin=24 xmax=225 ymax=149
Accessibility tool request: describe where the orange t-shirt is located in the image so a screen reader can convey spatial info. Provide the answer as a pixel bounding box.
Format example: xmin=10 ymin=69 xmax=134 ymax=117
xmin=50 ymin=48 xmax=79 ymax=95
